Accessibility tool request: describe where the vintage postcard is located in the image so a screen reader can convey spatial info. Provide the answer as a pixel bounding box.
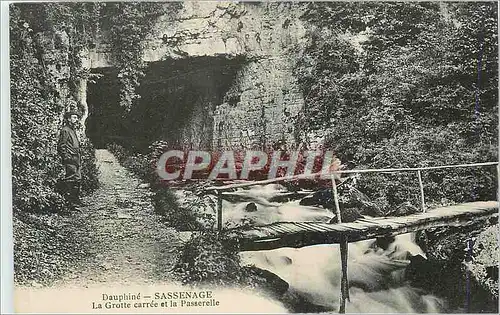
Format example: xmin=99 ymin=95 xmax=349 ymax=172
xmin=6 ymin=1 xmax=499 ymax=313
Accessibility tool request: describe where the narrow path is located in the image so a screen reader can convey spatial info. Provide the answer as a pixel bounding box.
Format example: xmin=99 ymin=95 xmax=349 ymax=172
xmin=56 ymin=149 xmax=182 ymax=287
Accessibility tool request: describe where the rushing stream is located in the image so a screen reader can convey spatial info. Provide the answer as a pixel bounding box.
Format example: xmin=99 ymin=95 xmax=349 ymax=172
xmin=220 ymin=184 xmax=447 ymax=313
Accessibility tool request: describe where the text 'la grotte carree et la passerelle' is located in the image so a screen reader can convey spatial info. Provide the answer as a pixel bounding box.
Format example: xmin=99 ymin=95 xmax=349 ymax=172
xmin=92 ymin=291 xmax=220 ymax=309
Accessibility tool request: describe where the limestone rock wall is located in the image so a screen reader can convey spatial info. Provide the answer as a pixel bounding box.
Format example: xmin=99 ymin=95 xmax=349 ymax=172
xmin=88 ymin=2 xmax=309 ymax=150
xmin=213 ymin=58 xmax=303 ymax=149
xmin=34 ymin=30 xmax=86 ymax=130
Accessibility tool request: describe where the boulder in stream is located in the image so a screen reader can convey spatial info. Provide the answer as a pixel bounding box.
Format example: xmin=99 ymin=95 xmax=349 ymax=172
xmin=242 ymin=266 xmax=289 ymax=298
xmin=245 ymin=202 xmax=258 ymax=212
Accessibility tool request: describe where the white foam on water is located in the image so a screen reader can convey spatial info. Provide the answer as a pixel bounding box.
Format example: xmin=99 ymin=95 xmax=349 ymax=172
xmin=230 ymin=184 xmax=446 ymax=313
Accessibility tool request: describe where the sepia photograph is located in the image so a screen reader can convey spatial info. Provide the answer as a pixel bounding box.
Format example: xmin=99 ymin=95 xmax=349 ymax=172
xmin=6 ymin=1 xmax=499 ymax=313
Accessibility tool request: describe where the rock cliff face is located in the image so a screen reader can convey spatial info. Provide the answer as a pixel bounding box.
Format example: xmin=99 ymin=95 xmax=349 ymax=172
xmin=32 ymin=29 xmax=88 ymax=134
xmin=87 ymin=2 xmax=309 ymax=150
xmin=410 ymin=220 xmax=499 ymax=313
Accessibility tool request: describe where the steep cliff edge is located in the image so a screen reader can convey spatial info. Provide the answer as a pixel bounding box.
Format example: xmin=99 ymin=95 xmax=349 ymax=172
xmin=409 ymin=219 xmax=499 ymax=313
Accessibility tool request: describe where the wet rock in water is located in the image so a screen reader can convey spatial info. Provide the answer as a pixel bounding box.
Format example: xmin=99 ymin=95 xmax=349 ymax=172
xmin=269 ymin=191 xmax=310 ymax=203
xmin=245 ymin=202 xmax=258 ymax=212
xmin=376 ymin=235 xmax=396 ymax=250
xmin=404 ymin=253 xmax=447 ymax=295
xmin=299 ymin=196 xmax=318 ymax=206
xmin=348 ymin=187 xmax=384 ymax=216
xmin=329 ymin=208 xmax=363 ymax=223
xmin=242 ymin=266 xmax=289 ymax=298
xmin=299 ymin=186 xmax=384 ymax=217
xmin=387 ymin=202 xmax=419 ymax=216
xmin=278 ymin=255 xmax=293 ymax=265
xmin=281 ymin=288 xmax=331 ymax=313
xmin=219 ymin=192 xmax=255 ymax=203
xmin=299 ymin=189 xmax=332 ymax=208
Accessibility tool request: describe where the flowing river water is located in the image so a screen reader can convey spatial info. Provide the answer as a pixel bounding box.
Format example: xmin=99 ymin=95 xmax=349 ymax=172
xmin=218 ymin=184 xmax=447 ymax=313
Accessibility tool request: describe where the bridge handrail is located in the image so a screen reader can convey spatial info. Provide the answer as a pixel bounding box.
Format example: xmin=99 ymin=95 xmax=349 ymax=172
xmin=207 ymin=161 xmax=498 ymax=231
xmin=205 ymin=161 xmax=499 ymax=192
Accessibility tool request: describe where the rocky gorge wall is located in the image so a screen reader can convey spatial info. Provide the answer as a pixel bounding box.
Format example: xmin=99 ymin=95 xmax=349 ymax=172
xmin=86 ymin=2 xmax=309 ymax=150
xmin=411 ymin=220 xmax=499 ymax=312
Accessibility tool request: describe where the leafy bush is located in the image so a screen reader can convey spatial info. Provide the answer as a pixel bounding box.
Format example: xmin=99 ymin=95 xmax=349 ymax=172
xmin=295 ymin=2 xmax=498 ymax=212
xmin=11 ymin=4 xmax=100 ymax=213
xmin=173 ymin=230 xmax=291 ymax=298
xmin=106 ymin=143 xmax=128 ymax=164
xmin=11 ymin=9 xmax=65 ymax=213
xmin=103 ymin=2 xmax=183 ymax=110
xmin=13 ymin=211 xmax=89 ymax=285
xmin=152 ymin=188 xmax=216 ymax=231
xmin=174 ymin=230 xmax=245 ymax=286
xmin=107 ymin=142 xmax=156 ymax=183
xmin=122 ymin=154 xmax=154 ymax=182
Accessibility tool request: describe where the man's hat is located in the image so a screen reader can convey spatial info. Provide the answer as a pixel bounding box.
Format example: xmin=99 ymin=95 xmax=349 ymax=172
xmin=64 ymin=111 xmax=80 ymax=119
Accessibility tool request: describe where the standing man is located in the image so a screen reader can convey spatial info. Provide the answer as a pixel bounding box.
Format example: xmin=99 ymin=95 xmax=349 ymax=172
xmin=57 ymin=111 xmax=83 ymax=207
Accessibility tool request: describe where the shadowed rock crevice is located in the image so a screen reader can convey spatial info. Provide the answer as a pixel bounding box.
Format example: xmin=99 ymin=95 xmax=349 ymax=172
xmin=87 ymin=56 xmax=245 ymax=151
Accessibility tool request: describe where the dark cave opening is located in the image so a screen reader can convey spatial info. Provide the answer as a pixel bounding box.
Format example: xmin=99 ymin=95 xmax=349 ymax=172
xmin=86 ymin=56 xmax=244 ymax=152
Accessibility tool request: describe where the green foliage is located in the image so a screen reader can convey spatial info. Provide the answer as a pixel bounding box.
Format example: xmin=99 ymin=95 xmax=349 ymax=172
xmin=174 ymin=230 xmax=245 ymax=286
xmin=106 ymin=143 xmax=128 ymax=164
xmin=123 ymin=154 xmax=153 ymax=182
xmin=152 ymin=188 xmax=216 ymax=231
xmin=173 ymin=229 xmax=285 ymax=292
xmin=106 ymin=142 xmax=156 ymax=183
xmin=12 ymin=2 xmax=102 ymax=81
xmin=11 ymin=3 xmax=100 ymax=213
xmin=11 ymin=6 xmax=66 ymax=213
xmin=102 ymin=2 xmax=183 ymax=110
xmin=13 ymin=211 xmax=89 ymax=285
xmin=152 ymin=188 xmax=186 ymax=229
xmin=295 ymin=2 xmax=498 ymax=213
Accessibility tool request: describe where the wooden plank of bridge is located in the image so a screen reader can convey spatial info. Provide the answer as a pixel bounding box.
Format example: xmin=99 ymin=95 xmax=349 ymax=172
xmin=230 ymin=201 xmax=498 ymax=251
xmin=306 ymin=222 xmax=336 ymax=232
xmin=257 ymin=225 xmax=282 ymax=237
xmin=270 ymin=224 xmax=295 ymax=234
xmin=279 ymin=222 xmax=306 ymax=233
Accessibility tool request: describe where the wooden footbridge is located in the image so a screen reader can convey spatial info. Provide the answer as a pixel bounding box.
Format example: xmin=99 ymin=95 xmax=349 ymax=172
xmin=205 ymin=161 xmax=499 ymax=313
xmin=227 ymin=201 xmax=498 ymax=251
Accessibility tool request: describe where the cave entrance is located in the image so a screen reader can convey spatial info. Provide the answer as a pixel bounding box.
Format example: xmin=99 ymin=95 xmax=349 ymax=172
xmin=86 ymin=56 xmax=244 ymax=152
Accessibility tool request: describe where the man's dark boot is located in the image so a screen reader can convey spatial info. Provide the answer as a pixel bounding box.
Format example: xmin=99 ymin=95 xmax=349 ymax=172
xmin=55 ymin=180 xmax=77 ymax=213
xmin=71 ymin=182 xmax=87 ymax=207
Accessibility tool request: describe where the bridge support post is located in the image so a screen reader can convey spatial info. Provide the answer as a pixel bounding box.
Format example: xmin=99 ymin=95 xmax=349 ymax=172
xmin=217 ymin=190 xmax=223 ymax=231
xmin=331 ymin=175 xmax=349 ymax=313
xmin=339 ymin=236 xmax=349 ymax=314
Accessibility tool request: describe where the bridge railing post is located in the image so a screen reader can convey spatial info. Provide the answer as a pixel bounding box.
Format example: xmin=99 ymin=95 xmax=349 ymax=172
xmin=217 ymin=190 xmax=223 ymax=231
xmin=417 ymin=170 xmax=426 ymax=213
xmin=497 ymin=164 xmax=499 ymax=201
xmin=331 ymin=175 xmax=342 ymax=223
